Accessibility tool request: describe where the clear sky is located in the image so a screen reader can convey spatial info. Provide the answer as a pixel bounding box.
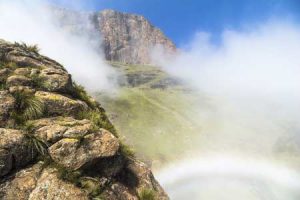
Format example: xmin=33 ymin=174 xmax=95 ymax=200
xmin=49 ymin=0 xmax=300 ymax=46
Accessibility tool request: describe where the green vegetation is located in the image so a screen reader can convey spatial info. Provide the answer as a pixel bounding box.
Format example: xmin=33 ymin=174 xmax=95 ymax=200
xmin=72 ymin=83 xmax=97 ymax=109
xmin=119 ymin=142 xmax=135 ymax=158
xmin=138 ymin=188 xmax=156 ymax=200
xmin=96 ymin=63 xmax=204 ymax=162
xmin=11 ymin=91 xmax=45 ymax=124
xmin=76 ymin=110 xmax=117 ymax=137
xmin=14 ymin=42 xmax=40 ymax=54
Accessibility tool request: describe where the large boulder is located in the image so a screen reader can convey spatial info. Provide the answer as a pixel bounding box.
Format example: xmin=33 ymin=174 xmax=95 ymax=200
xmin=29 ymin=117 xmax=93 ymax=143
xmin=35 ymin=91 xmax=88 ymax=116
xmin=0 ymin=162 xmax=44 ymax=200
xmin=28 ymin=167 xmax=89 ymax=200
xmin=39 ymin=68 xmax=73 ymax=93
xmin=49 ymin=129 xmax=119 ymax=170
xmin=0 ymin=128 xmax=36 ymax=177
xmin=6 ymin=75 xmax=32 ymax=87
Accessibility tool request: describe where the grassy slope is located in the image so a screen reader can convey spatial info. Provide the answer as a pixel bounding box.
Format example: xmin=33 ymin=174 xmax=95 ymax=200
xmin=96 ymin=63 xmax=204 ymax=165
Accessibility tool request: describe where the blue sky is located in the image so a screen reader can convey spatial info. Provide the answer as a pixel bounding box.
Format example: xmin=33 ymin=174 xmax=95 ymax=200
xmin=49 ymin=0 xmax=300 ymax=46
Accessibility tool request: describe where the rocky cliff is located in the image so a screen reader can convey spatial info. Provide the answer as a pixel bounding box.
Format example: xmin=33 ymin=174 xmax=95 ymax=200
xmin=0 ymin=39 xmax=169 ymax=200
xmin=97 ymin=10 xmax=176 ymax=64
xmin=53 ymin=8 xmax=176 ymax=65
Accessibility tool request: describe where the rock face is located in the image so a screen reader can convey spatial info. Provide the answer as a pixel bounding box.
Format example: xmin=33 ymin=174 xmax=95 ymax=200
xmin=53 ymin=8 xmax=176 ymax=65
xmin=97 ymin=10 xmax=176 ymax=64
xmin=0 ymin=39 xmax=169 ymax=200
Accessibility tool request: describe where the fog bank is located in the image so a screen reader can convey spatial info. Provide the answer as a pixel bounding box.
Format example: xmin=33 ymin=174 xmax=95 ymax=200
xmin=0 ymin=0 xmax=117 ymax=92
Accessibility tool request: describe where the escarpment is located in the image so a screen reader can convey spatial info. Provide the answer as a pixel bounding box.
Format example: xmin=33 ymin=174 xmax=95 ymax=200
xmin=53 ymin=8 xmax=176 ymax=65
xmin=0 ymin=39 xmax=169 ymax=200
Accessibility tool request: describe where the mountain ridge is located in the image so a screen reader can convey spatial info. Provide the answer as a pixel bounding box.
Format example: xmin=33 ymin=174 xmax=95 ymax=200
xmin=53 ymin=8 xmax=176 ymax=64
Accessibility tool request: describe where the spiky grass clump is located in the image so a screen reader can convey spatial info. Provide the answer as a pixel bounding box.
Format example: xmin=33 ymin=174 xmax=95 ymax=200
xmin=12 ymin=91 xmax=44 ymax=124
xmin=120 ymin=142 xmax=135 ymax=158
xmin=76 ymin=110 xmax=117 ymax=137
xmin=14 ymin=42 xmax=40 ymax=54
xmin=138 ymin=189 xmax=156 ymax=200
xmin=72 ymin=83 xmax=97 ymax=109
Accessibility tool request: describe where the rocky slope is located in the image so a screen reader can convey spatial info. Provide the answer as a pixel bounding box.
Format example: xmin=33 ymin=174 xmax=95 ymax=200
xmin=53 ymin=8 xmax=176 ymax=65
xmin=0 ymin=39 xmax=169 ymax=200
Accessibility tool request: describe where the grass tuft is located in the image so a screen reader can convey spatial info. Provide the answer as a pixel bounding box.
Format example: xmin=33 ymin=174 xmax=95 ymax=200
xmin=138 ymin=188 xmax=156 ymax=200
xmin=72 ymin=83 xmax=97 ymax=109
xmin=11 ymin=91 xmax=45 ymax=125
xmin=76 ymin=110 xmax=118 ymax=137
xmin=120 ymin=142 xmax=135 ymax=158
xmin=14 ymin=42 xmax=40 ymax=54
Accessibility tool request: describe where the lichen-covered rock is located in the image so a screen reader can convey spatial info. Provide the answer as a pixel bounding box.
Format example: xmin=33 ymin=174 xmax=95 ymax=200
xmin=0 ymin=162 xmax=44 ymax=200
xmin=6 ymin=75 xmax=32 ymax=87
xmin=30 ymin=117 xmax=92 ymax=143
xmin=39 ymin=68 xmax=73 ymax=93
xmin=101 ymin=182 xmax=138 ymax=200
xmin=0 ymin=91 xmax=15 ymax=127
xmin=35 ymin=91 xmax=88 ymax=116
xmin=0 ymin=128 xmax=36 ymax=177
xmin=14 ymin=68 xmax=31 ymax=76
xmin=28 ymin=167 xmax=89 ymax=200
xmin=126 ymin=159 xmax=169 ymax=199
xmin=49 ymin=129 xmax=119 ymax=170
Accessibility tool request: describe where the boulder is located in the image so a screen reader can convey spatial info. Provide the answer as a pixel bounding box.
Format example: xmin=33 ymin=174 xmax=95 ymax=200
xmin=28 ymin=167 xmax=89 ymax=200
xmin=39 ymin=68 xmax=73 ymax=93
xmin=49 ymin=129 xmax=119 ymax=170
xmin=30 ymin=117 xmax=92 ymax=143
xmin=6 ymin=75 xmax=31 ymax=87
xmin=125 ymin=159 xmax=169 ymax=200
xmin=35 ymin=91 xmax=88 ymax=116
xmin=0 ymin=162 xmax=44 ymax=200
xmin=0 ymin=128 xmax=36 ymax=177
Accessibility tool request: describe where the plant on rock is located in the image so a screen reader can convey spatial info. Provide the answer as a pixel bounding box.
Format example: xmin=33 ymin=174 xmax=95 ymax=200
xmin=11 ymin=91 xmax=45 ymax=124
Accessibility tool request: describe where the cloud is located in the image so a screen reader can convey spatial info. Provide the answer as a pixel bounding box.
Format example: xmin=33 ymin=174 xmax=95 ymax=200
xmin=0 ymin=0 xmax=117 ymax=92
xmin=153 ymin=21 xmax=300 ymax=199
xmin=152 ymin=18 xmax=300 ymax=165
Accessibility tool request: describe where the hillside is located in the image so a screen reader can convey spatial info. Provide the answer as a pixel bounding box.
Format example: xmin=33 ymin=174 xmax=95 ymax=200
xmin=0 ymin=39 xmax=169 ymax=200
xmin=96 ymin=63 xmax=205 ymax=165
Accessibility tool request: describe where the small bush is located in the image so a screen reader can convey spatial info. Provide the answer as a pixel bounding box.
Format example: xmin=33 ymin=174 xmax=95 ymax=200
xmin=138 ymin=189 xmax=156 ymax=200
xmin=25 ymin=133 xmax=49 ymax=157
xmin=120 ymin=142 xmax=135 ymax=158
xmin=56 ymin=166 xmax=82 ymax=185
xmin=31 ymin=73 xmax=45 ymax=89
xmin=79 ymin=177 xmax=102 ymax=197
xmin=76 ymin=110 xmax=118 ymax=137
xmin=12 ymin=91 xmax=45 ymax=124
xmin=72 ymin=83 xmax=97 ymax=109
xmin=14 ymin=42 xmax=40 ymax=54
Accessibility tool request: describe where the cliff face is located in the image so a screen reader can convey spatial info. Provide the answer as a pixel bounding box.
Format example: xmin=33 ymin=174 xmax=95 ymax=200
xmin=0 ymin=39 xmax=169 ymax=200
xmin=96 ymin=10 xmax=176 ymax=64
xmin=53 ymin=8 xmax=176 ymax=65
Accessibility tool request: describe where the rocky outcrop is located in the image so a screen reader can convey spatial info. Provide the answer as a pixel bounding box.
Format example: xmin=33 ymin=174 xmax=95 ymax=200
xmin=97 ymin=10 xmax=176 ymax=64
xmin=53 ymin=8 xmax=176 ymax=65
xmin=0 ymin=39 xmax=169 ymax=199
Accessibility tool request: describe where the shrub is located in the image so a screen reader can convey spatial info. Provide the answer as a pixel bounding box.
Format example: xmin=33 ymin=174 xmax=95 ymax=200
xmin=72 ymin=83 xmax=97 ymax=109
xmin=14 ymin=42 xmax=40 ymax=54
xmin=76 ymin=110 xmax=118 ymax=137
xmin=120 ymin=142 xmax=135 ymax=158
xmin=12 ymin=91 xmax=45 ymax=124
xmin=25 ymin=133 xmax=49 ymax=157
xmin=138 ymin=189 xmax=156 ymax=200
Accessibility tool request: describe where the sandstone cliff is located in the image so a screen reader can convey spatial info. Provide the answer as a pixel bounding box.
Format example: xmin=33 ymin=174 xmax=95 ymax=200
xmin=0 ymin=39 xmax=169 ymax=200
xmin=53 ymin=8 xmax=176 ymax=65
